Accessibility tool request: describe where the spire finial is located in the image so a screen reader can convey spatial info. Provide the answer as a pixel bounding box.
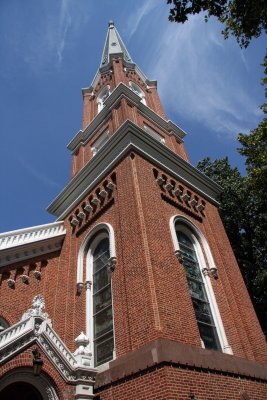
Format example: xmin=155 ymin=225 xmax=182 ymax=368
xmin=100 ymin=21 xmax=132 ymax=67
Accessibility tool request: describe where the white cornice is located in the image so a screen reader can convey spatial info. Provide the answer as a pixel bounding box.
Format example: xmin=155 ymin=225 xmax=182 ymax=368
xmin=0 ymin=222 xmax=66 ymax=267
xmin=67 ymin=83 xmax=186 ymax=152
xmin=0 ymin=315 xmax=97 ymax=384
xmin=48 ymin=120 xmax=221 ymax=219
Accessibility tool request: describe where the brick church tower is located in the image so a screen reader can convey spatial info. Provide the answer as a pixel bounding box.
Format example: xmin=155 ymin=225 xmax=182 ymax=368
xmin=0 ymin=22 xmax=266 ymax=400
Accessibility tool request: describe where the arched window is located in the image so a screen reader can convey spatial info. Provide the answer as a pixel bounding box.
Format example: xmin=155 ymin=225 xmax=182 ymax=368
xmin=176 ymin=229 xmax=221 ymax=350
xmin=170 ymin=216 xmax=232 ymax=354
xmin=129 ymin=81 xmax=146 ymax=105
xmin=97 ymin=85 xmax=110 ymax=113
xmin=0 ymin=316 xmax=9 ymax=333
xmin=81 ymin=224 xmax=117 ymax=367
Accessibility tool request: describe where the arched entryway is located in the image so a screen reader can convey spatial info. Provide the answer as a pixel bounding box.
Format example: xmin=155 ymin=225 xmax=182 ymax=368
xmin=0 ymin=381 xmax=42 ymax=400
xmin=0 ymin=369 xmax=59 ymax=400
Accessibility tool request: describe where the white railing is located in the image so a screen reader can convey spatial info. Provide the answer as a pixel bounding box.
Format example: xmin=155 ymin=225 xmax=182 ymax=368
xmin=0 ymin=317 xmax=33 ymax=348
xmin=0 ymin=222 xmax=65 ymax=250
xmin=44 ymin=323 xmax=77 ymax=367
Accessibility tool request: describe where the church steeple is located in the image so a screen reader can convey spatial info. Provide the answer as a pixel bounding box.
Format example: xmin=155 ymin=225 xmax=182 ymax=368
xmin=100 ymin=21 xmax=133 ymax=69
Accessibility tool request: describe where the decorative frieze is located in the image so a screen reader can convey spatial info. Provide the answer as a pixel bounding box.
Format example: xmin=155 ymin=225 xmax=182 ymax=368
xmin=68 ymin=174 xmax=116 ymax=235
xmin=0 ymin=222 xmax=65 ymax=267
xmin=154 ymin=169 xmax=206 ymax=221
xmin=1 ymin=260 xmax=47 ymax=289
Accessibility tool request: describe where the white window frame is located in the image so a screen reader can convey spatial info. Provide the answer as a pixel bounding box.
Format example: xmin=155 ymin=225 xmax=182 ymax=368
xmin=77 ymin=223 xmax=117 ymax=368
xmin=143 ymin=124 xmax=165 ymax=144
xmin=91 ymin=129 xmax=109 ymax=156
xmin=129 ymin=81 xmax=146 ymax=105
xmin=169 ymin=215 xmax=232 ymax=354
xmin=97 ymin=85 xmax=110 ymax=113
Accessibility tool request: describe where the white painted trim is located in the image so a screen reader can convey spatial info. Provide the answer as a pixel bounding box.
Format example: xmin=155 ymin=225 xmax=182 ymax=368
xmin=169 ymin=215 xmax=232 ymax=354
xmin=0 ymin=222 xmax=66 ymax=267
xmin=67 ymin=83 xmax=185 ymax=151
xmin=0 ymin=221 xmax=65 ymax=248
xmin=49 ymin=120 xmax=221 ymax=219
xmin=79 ymin=224 xmax=116 ymax=367
xmin=129 ymin=81 xmax=146 ymax=105
xmin=91 ymin=129 xmax=109 ymax=156
xmin=77 ymin=222 xmax=116 ymax=284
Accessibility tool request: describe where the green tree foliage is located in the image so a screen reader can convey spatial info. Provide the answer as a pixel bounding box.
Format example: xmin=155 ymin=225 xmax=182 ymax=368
xmin=197 ymin=155 xmax=267 ymax=334
xmin=167 ymin=0 xmax=267 ymax=47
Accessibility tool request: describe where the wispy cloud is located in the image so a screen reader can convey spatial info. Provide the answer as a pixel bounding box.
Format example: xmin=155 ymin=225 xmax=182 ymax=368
xmin=57 ymin=0 xmax=72 ymax=64
xmin=17 ymin=157 xmax=60 ymax=189
xmin=19 ymin=0 xmax=90 ymax=73
xmin=147 ymin=15 xmax=261 ymax=137
xmin=126 ymin=0 xmax=159 ymax=39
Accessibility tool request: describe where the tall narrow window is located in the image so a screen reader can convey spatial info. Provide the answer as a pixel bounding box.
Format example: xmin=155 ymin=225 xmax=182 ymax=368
xmin=92 ymin=237 xmax=114 ymax=366
xmin=176 ymin=230 xmax=221 ymax=351
xmin=129 ymin=81 xmax=146 ymax=105
xmin=97 ymin=85 xmax=110 ymax=113
xmin=91 ymin=129 xmax=109 ymax=156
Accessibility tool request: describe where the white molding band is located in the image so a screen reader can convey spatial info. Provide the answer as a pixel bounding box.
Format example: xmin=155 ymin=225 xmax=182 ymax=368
xmin=76 ymin=222 xmax=116 ymax=285
xmin=48 ymin=120 xmax=221 ymax=219
xmin=169 ymin=215 xmax=232 ymax=355
xmin=67 ymin=82 xmax=185 ymax=152
xmin=0 ymin=222 xmax=66 ymax=267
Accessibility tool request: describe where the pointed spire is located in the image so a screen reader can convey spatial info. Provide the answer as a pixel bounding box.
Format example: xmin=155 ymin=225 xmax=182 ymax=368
xmin=100 ymin=21 xmax=133 ymax=68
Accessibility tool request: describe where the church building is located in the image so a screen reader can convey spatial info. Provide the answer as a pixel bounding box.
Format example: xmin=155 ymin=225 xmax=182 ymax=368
xmin=0 ymin=21 xmax=266 ymax=399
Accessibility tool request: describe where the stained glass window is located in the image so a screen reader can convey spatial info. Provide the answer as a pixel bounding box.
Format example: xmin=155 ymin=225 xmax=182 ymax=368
xmin=176 ymin=230 xmax=221 ymax=351
xmin=92 ymin=238 xmax=114 ymax=366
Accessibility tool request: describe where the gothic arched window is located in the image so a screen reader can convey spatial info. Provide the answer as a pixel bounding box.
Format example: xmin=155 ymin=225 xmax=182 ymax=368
xmin=170 ymin=216 xmax=232 ymax=354
xmin=129 ymin=81 xmax=146 ymax=105
xmin=176 ymin=229 xmax=221 ymax=350
xmin=97 ymin=85 xmax=110 ymax=113
xmin=84 ymin=227 xmax=116 ymax=367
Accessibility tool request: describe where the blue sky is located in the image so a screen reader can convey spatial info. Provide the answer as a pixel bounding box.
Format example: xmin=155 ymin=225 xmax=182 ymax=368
xmin=0 ymin=0 xmax=266 ymax=233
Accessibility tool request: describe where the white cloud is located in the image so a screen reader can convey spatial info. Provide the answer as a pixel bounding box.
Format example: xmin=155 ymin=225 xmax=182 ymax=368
xmin=21 ymin=0 xmax=90 ymax=73
xmin=126 ymin=0 xmax=159 ymax=39
xmin=56 ymin=0 xmax=72 ymax=63
xmin=146 ymin=15 xmax=261 ymax=137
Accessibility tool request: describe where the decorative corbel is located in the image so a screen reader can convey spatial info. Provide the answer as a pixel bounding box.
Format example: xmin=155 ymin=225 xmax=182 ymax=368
xmin=190 ymin=199 xmax=198 ymax=208
xmin=77 ymin=211 xmax=86 ymax=220
xmin=7 ymin=278 xmax=15 ymax=288
xmin=34 ymin=270 xmax=42 ymax=280
xmin=76 ymin=282 xmax=84 ymax=294
xmin=108 ymin=257 xmax=117 ymax=273
xmin=175 ymin=250 xmax=184 ymax=264
xmin=70 ymin=217 xmax=79 ymax=227
xmin=210 ymin=267 xmax=218 ymax=279
xmin=174 ymin=188 xmax=183 ymax=198
xmin=83 ymin=202 xmax=93 ymax=213
xmin=197 ymin=203 xmax=206 ymax=212
xmin=156 ymin=177 xmax=165 ymax=186
xmin=21 ymin=274 xmax=29 ymax=284
xmin=201 ymin=267 xmax=209 ymax=277
xmin=99 ymin=190 xmax=108 ymax=198
xmin=85 ymin=280 xmax=92 ymax=290
xmin=91 ymin=197 xmax=100 ymax=206
xmin=165 ymin=183 xmax=174 ymax=192
xmin=182 ymin=193 xmax=191 ymax=203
